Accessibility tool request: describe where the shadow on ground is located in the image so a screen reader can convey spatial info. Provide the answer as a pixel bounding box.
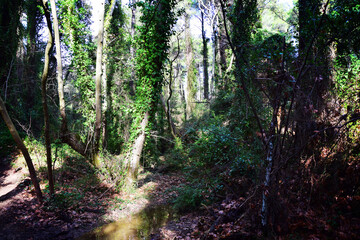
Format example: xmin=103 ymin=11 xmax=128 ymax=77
xmin=0 ymin=155 xmax=115 ymax=240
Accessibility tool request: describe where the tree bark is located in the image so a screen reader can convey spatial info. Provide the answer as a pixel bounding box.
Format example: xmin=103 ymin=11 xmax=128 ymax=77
xmin=201 ymin=11 xmax=209 ymax=100
xmin=0 ymin=96 xmax=43 ymax=202
xmin=160 ymin=95 xmax=177 ymax=138
xmin=50 ymin=0 xmax=87 ymax=157
xmin=185 ymin=11 xmax=195 ymax=119
xmin=218 ymin=11 xmax=227 ymax=73
xmin=93 ymin=0 xmax=106 ymax=167
xmin=41 ymin=0 xmax=54 ymax=195
xmin=211 ymin=0 xmax=218 ymax=93
xmin=129 ymin=0 xmax=137 ymax=96
xmin=102 ymin=0 xmax=117 ymax=150
xmin=128 ymin=111 xmax=149 ymax=182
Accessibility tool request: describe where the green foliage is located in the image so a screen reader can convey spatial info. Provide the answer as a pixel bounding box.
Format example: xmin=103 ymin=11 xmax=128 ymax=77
xmin=189 ymin=122 xmax=237 ymax=166
xmin=0 ymin=0 xmax=23 ymax=80
xmin=100 ymin=152 xmax=127 ymax=191
xmin=329 ymin=1 xmax=360 ymax=55
xmin=103 ymin=1 xmax=129 ymax=154
xmin=231 ymin=0 xmax=259 ymax=49
xmin=57 ymin=0 xmax=96 ymax=138
xmin=334 ymin=54 xmax=360 ymax=142
xmin=259 ymin=0 xmax=291 ymax=34
xmin=43 ymin=189 xmax=84 ymax=211
xmin=172 ymin=183 xmax=205 ymax=212
xmin=172 ymin=173 xmax=228 ymax=212
xmin=334 ymin=54 xmax=360 ymax=111
xmin=126 ymin=0 xmax=178 ymax=151
xmin=185 ymin=114 xmax=261 ymax=172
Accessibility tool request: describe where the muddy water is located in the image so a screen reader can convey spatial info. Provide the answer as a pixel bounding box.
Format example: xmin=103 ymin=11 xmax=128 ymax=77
xmin=77 ymin=205 xmax=174 ymax=240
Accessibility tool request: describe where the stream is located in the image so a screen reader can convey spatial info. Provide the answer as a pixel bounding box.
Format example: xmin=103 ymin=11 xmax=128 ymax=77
xmin=77 ymin=205 xmax=174 ymax=240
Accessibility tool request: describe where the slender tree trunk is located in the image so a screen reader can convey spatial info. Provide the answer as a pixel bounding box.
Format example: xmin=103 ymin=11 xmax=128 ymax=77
xmin=185 ymin=12 xmax=194 ymax=119
xmin=210 ymin=0 xmax=218 ymax=95
xmin=0 ymin=96 xmax=43 ymax=202
xmin=129 ymin=0 xmax=137 ymax=96
xmin=102 ymin=0 xmax=117 ymax=150
xmin=160 ymin=95 xmax=176 ymax=138
xmin=128 ymin=111 xmax=149 ymax=183
xmin=218 ymin=13 xmax=227 ymax=74
xmin=41 ymin=0 xmax=54 ymax=195
xmin=201 ymin=11 xmax=209 ymax=100
xmin=212 ymin=17 xmax=217 ymax=94
xmin=50 ymin=0 xmax=87 ymax=157
xmin=93 ymin=0 xmax=106 ymax=167
xmin=50 ymin=0 xmax=65 ymax=136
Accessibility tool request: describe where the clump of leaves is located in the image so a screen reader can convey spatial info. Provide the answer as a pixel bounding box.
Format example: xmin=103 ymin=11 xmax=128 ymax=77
xmin=172 ymin=184 xmax=205 ymax=212
xmin=43 ymin=189 xmax=84 ymax=212
xmin=189 ymin=124 xmax=238 ymax=167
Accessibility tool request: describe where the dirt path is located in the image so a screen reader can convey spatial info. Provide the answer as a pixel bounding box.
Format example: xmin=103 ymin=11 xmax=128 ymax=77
xmin=0 ymin=164 xmax=28 ymax=208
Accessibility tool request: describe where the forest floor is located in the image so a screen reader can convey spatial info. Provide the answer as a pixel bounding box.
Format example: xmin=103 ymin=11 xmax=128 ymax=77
xmin=1 ymin=150 xmax=360 ymax=239
xmin=0 ymin=152 xmax=205 ymax=240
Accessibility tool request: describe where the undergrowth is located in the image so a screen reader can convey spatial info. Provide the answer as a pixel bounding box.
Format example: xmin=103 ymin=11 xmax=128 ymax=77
xmin=168 ymin=113 xmax=263 ymax=213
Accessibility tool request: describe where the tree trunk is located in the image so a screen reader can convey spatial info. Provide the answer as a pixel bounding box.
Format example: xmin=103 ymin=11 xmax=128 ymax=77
xmin=160 ymin=95 xmax=177 ymax=138
xmin=50 ymin=0 xmax=87 ymax=157
xmin=102 ymin=0 xmax=117 ymax=150
xmin=201 ymin=11 xmax=209 ymax=100
xmin=218 ymin=11 xmax=227 ymax=73
xmin=129 ymin=0 xmax=137 ymax=96
xmin=185 ymin=11 xmax=195 ymax=119
xmin=211 ymin=0 xmax=218 ymax=95
xmin=93 ymin=0 xmax=106 ymax=167
xmin=127 ymin=111 xmax=149 ymax=183
xmin=0 ymin=96 xmax=43 ymax=202
xmin=41 ymin=0 xmax=54 ymax=195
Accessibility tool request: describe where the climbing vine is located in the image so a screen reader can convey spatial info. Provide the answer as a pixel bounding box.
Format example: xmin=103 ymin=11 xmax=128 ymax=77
xmin=57 ymin=0 xmax=95 ymax=133
xmin=129 ymin=0 xmax=178 ymax=142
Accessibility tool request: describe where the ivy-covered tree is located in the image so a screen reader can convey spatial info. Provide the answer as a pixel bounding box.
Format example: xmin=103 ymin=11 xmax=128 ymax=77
xmin=127 ymin=0 xmax=177 ymax=182
xmin=57 ymin=0 xmax=95 ymax=147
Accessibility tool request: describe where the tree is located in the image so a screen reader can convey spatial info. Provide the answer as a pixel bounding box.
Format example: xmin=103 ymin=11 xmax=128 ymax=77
xmin=58 ymin=0 xmax=95 ymax=137
xmin=41 ymin=0 xmax=55 ymax=195
xmin=184 ymin=4 xmax=196 ymax=119
xmin=0 ymin=0 xmax=43 ymax=202
xmin=201 ymin=11 xmax=210 ymax=100
xmin=0 ymin=0 xmax=23 ymax=88
xmin=24 ymin=1 xmax=42 ymax=119
xmin=129 ymin=0 xmax=137 ymax=95
xmin=102 ymin=0 xmax=119 ymax=150
xmin=199 ymin=0 xmax=220 ymax=97
xmin=50 ymin=0 xmax=87 ymax=156
xmin=93 ymin=0 xmax=106 ymax=166
xmin=127 ymin=0 xmax=177 ymax=182
xmin=0 ymin=96 xmax=43 ymax=202
xmin=102 ymin=0 xmax=128 ymax=154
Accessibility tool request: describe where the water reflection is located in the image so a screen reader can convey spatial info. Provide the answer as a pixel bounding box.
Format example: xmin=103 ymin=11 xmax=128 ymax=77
xmin=77 ymin=205 xmax=173 ymax=240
